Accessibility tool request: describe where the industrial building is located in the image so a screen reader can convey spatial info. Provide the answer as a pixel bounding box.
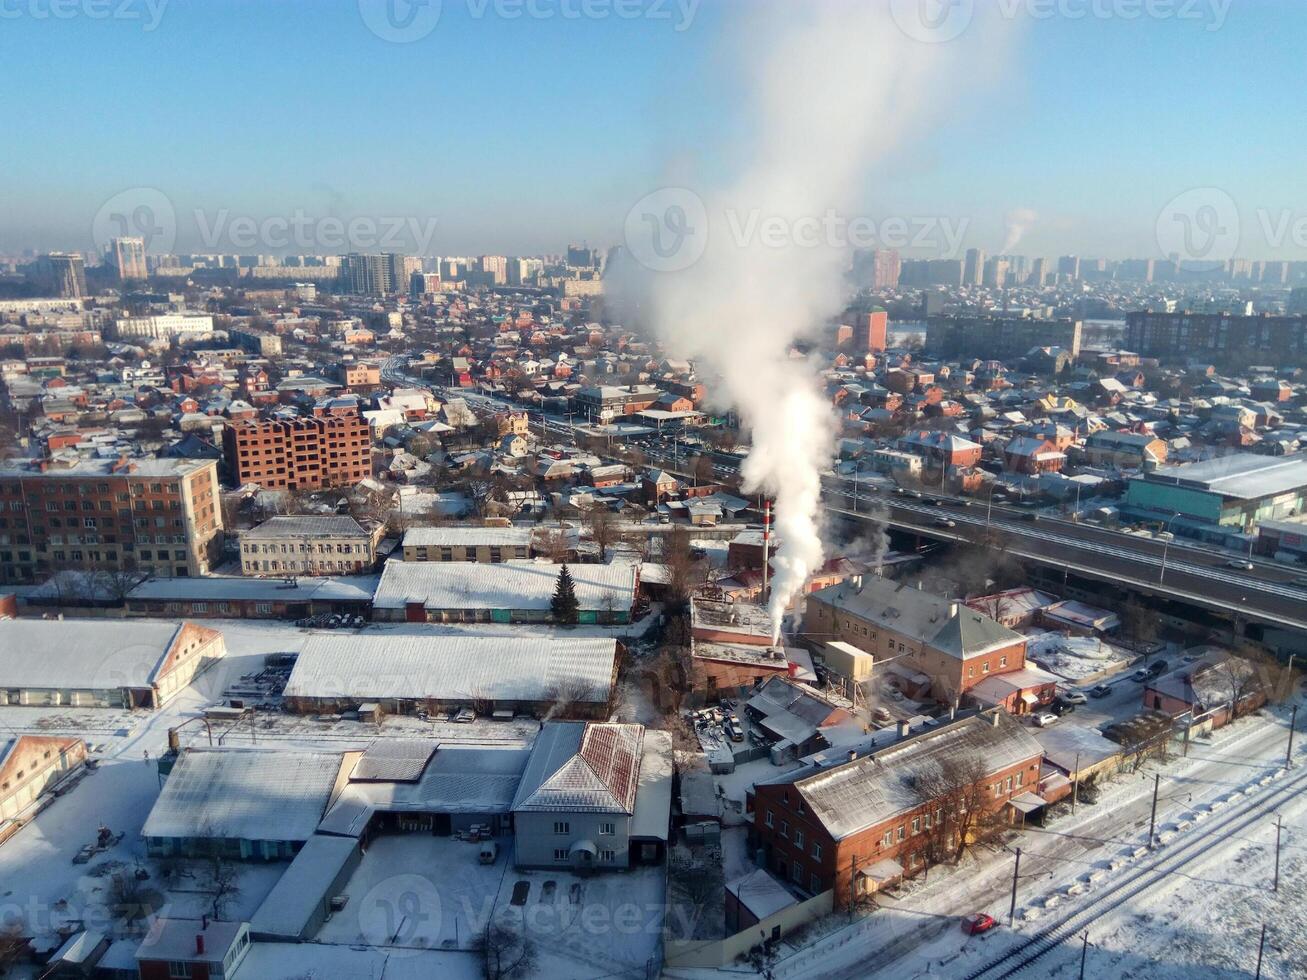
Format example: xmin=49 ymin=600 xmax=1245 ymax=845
xmin=371 ymin=558 xmax=638 ymax=624
xmin=239 ymin=514 xmax=381 ymax=575
xmin=281 ymin=634 xmax=621 ymax=718
xmin=0 ymin=619 xmax=225 ymax=709
xmin=142 ymin=747 xmax=349 ymax=860
xmin=1124 ymin=452 xmax=1307 ymax=541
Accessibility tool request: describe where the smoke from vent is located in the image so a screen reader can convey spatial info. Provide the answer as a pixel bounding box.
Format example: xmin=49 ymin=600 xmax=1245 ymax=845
xmin=611 ymin=5 xmax=1015 ymax=643
xmin=1002 ymin=207 xmax=1039 ymax=255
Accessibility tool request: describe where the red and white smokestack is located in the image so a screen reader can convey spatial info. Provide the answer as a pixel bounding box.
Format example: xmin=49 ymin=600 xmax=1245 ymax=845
xmin=761 ymin=500 xmax=771 ymax=604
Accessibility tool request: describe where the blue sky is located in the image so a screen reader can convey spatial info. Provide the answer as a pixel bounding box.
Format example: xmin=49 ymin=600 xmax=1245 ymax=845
xmin=1 ymin=0 xmax=1303 ymax=258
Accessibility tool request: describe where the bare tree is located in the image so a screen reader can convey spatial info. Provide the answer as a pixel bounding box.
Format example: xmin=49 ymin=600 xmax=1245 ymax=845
xmin=664 ymin=525 xmax=703 ymax=612
xmin=204 ymin=852 xmax=242 ymax=919
xmin=533 ymin=526 xmax=571 ymax=563
xmin=475 ymin=920 xmax=538 ymax=980
xmin=584 ymin=506 xmax=617 ymax=561
xmin=909 ymin=753 xmax=1001 ymax=865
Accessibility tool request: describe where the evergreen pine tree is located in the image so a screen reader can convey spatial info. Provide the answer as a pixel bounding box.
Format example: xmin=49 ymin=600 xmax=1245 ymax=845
xmin=551 ymin=563 xmax=580 ymax=625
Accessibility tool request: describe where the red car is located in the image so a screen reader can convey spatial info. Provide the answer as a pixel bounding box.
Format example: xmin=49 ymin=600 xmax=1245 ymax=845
xmin=961 ymin=913 xmax=997 ymax=936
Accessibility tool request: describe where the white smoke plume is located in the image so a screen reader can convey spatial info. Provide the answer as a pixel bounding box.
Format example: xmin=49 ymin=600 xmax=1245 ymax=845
xmin=1002 ymin=207 xmax=1039 ymax=255
xmin=614 ymin=5 xmax=1015 ymax=642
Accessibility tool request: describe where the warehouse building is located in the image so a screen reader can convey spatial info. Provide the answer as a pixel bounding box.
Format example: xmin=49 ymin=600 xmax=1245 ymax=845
xmin=372 ymin=559 xmax=638 ymax=624
xmin=1 ymin=734 xmax=86 ymax=824
xmin=282 ymin=634 xmax=621 ymax=718
xmin=400 ymin=525 xmax=535 ymax=562
xmin=1124 ymin=452 xmax=1307 ymax=542
xmin=0 ymin=619 xmax=225 ymax=709
xmin=143 ymin=747 xmax=350 ymax=860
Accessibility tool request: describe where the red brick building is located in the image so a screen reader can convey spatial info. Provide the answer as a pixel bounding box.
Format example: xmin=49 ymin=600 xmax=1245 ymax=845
xmin=749 ymin=710 xmax=1043 ymax=906
xmin=222 ymin=412 xmax=371 ymax=490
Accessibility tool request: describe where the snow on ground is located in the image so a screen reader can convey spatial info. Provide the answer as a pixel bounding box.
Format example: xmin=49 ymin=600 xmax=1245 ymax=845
xmin=1025 ymin=630 xmax=1134 ymax=683
xmin=669 ymin=698 xmax=1305 ymax=980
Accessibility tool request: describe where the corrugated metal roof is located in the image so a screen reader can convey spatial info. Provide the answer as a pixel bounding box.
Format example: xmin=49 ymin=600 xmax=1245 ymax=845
xmin=284 ymin=635 xmax=617 ymax=704
xmin=142 ymin=748 xmax=344 ymax=843
xmin=350 ymin=739 xmax=438 ymax=782
xmin=779 ymin=712 xmax=1042 ymax=841
xmin=512 ymin=722 xmax=644 ymax=814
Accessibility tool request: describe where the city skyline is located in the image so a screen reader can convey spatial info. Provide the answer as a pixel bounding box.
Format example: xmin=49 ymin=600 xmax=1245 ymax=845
xmin=2 ymin=1 xmax=1305 ymax=259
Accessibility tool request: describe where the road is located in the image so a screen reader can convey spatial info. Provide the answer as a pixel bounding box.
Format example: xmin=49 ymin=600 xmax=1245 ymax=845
xmin=381 ymin=354 xmax=1307 ymax=633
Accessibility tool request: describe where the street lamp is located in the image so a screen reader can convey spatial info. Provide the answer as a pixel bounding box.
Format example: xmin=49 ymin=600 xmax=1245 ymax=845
xmin=985 ymin=482 xmax=1000 ymax=530
xmin=1159 ymin=512 xmax=1181 ymax=584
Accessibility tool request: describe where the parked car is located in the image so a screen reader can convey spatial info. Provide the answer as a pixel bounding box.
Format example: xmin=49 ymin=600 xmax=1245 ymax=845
xmin=1132 ymin=668 xmax=1150 ymax=682
xmin=871 ymin=706 xmax=894 ymax=726
xmin=1060 ymin=691 xmax=1088 ymax=705
xmin=1089 ymin=683 xmax=1113 ymax=698
xmin=1051 ymin=698 xmax=1077 ymax=716
xmin=961 ymin=913 xmax=997 ymax=935
xmin=1146 ymin=659 xmax=1169 ymax=678
xmin=724 ymin=719 xmax=744 ymax=743
xmin=1032 ymin=712 xmax=1059 ymax=727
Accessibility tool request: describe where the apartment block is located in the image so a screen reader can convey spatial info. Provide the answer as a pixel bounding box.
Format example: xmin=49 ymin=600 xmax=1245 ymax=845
xmin=222 ymin=413 xmax=372 ymax=491
xmin=239 ymin=515 xmax=379 ymax=575
xmin=0 ymin=457 xmax=223 ymax=585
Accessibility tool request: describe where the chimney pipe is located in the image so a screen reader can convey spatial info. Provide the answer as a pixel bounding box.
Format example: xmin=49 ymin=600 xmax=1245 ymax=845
xmin=897 ymin=720 xmax=910 ymax=739
xmin=847 ymin=749 xmax=857 ymax=763
xmin=761 ymin=500 xmax=771 ymax=605
xmin=991 ymin=710 xmax=1001 ymax=727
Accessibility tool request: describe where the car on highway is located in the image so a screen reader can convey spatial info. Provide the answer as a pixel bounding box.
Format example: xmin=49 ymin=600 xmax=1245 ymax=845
xmin=1225 ymin=559 xmax=1255 ymax=571
xmin=962 ymin=913 xmax=998 ymax=935
xmin=934 ymin=517 xmax=958 ymax=528
xmin=1031 ymin=712 xmax=1059 ymax=727
xmin=1089 ymin=683 xmax=1113 ymax=698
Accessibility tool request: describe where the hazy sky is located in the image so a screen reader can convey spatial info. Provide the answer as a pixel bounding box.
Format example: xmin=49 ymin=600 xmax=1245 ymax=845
xmin=2 ymin=0 xmax=1304 ymax=259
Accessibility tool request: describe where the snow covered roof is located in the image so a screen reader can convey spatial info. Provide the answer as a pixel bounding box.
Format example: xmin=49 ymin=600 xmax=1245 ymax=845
xmin=127 ymin=575 xmax=377 ymax=603
xmin=725 ymin=869 xmax=799 ymax=921
xmin=318 ymin=742 xmax=532 ymax=837
xmin=372 ymin=559 xmax=637 ymax=612
xmin=401 ymin=526 xmax=534 ymax=548
xmin=350 ymin=739 xmax=438 ymax=782
xmin=512 ymin=722 xmax=644 ymax=814
xmin=812 ymin=577 xmax=1023 ymax=661
xmin=0 ymin=619 xmax=189 ymax=690
xmin=284 ymin=634 xmax=618 ymax=705
xmin=777 ymin=711 xmax=1042 ymax=841
xmin=243 ymin=515 xmax=370 ymax=539
xmin=142 ymin=748 xmax=345 ymax=843
xmin=249 ymin=835 xmax=361 ymax=940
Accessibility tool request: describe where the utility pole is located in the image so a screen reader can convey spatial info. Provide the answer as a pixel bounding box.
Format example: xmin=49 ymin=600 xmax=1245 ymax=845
xmin=1079 ymin=931 xmax=1090 ymax=980
xmin=1274 ymin=815 xmax=1282 ymax=893
xmin=1072 ymin=752 xmax=1081 ymax=813
xmin=1287 ymin=704 xmax=1298 ymax=770
xmin=1254 ymin=923 xmax=1266 ymax=979
xmin=1008 ymin=847 xmax=1021 ymax=926
xmin=849 ymin=854 xmax=857 ymax=922
xmin=1148 ymin=772 xmax=1160 ymax=849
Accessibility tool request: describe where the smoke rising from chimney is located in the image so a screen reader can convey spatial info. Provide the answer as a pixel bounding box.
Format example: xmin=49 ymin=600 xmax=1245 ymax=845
xmin=613 ymin=5 xmax=1015 ymax=644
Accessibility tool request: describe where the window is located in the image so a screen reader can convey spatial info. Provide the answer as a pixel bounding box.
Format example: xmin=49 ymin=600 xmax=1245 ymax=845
xmin=600 ymin=849 xmax=616 ymax=862
xmin=999 ymin=655 xmax=1007 ymax=668
xmin=811 ymin=872 xmax=821 ymax=893
xmin=779 ymin=820 xmax=789 ymax=838
xmin=554 ymin=848 xmax=569 ymax=861
xmin=881 ymin=830 xmax=893 ymax=847
xmin=912 ymin=817 xmax=921 ymax=835
xmin=897 ymin=825 xmax=905 ymax=842
xmin=600 ymin=822 xmax=615 ymax=836
xmin=982 ymin=662 xmax=990 ymax=673
xmin=764 ymin=810 xmax=774 ymax=828
xmin=553 ymin=821 xmax=570 ymax=835
xmin=812 ymin=842 xmax=822 ymax=860
xmin=168 ymin=964 xmax=193 ymax=979
xmin=794 ymin=829 xmax=804 ymax=848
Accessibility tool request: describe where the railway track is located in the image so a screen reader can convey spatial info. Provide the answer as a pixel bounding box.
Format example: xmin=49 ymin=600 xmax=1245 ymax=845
xmin=959 ymin=760 xmax=1307 ymax=979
